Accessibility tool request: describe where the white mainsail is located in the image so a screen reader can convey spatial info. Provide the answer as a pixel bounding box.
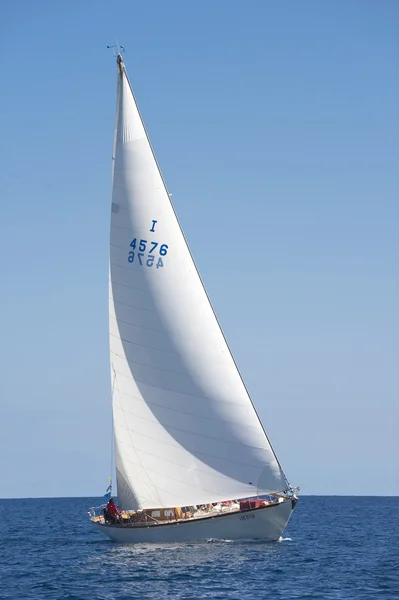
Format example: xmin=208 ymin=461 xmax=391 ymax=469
xmin=109 ymin=55 xmax=288 ymax=510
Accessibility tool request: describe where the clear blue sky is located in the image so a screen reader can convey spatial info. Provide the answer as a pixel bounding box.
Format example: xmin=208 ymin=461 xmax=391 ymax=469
xmin=0 ymin=0 xmax=398 ymax=498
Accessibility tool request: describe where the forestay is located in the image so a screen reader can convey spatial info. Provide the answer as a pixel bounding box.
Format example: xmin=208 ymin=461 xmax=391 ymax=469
xmin=109 ymin=56 xmax=288 ymax=510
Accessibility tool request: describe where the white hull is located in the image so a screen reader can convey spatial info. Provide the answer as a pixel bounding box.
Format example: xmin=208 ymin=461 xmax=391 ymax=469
xmin=92 ymin=498 xmax=296 ymax=543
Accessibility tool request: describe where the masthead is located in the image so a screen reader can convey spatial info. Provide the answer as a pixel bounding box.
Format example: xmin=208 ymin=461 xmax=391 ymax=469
xmin=116 ymin=53 xmax=124 ymax=74
xmin=107 ymin=44 xmax=125 ymax=74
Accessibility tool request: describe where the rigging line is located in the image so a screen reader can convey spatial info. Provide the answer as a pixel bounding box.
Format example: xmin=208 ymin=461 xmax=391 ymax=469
xmin=110 ymin=46 xmax=121 ymax=185
xmin=108 ymin=56 xmax=121 ymax=498
xmin=119 ymin=57 xmax=290 ymax=489
xmin=110 ymin=367 xmax=118 ymax=492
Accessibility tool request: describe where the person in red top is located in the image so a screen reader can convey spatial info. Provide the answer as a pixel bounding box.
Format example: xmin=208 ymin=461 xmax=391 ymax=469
xmin=104 ymin=498 xmax=120 ymax=524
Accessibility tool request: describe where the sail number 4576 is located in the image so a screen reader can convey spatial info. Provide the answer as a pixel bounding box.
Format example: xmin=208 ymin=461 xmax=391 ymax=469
xmin=128 ymin=238 xmax=168 ymax=269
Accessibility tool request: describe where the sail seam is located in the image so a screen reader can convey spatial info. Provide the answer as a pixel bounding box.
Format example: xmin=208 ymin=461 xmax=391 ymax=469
xmin=110 ymin=298 xmax=157 ymax=315
xmin=118 ymin=463 xmax=227 ymax=504
xmin=110 ymin=260 xmax=147 ymax=272
xmin=113 ymin=366 xmax=163 ymax=507
xmin=117 ymin=440 xmax=236 ymax=482
xmin=116 ymin=417 xmax=271 ymax=469
xmin=112 ymin=367 xmax=151 ymax=504
xmin=118 ymin=406 xmax=270 ymax=453
xmin=110 ymin=330 xmax=180 ymax=356
xmin=109 ymin=313 xmax=168 ymax=335
xmin=143 ymin=465 xmax=281 ymax=498
xmin=110 ymin=222 xmax=135 ymax=233
xmin=120 ymin=450 xmax=253 ymax=494
xmin=111 ymin=348 xmax=209 ymax=379
xmin=119 ymin=448 xmax=282 ymax=499
xmin=110 ymin=278 xmax=151 ymax=294
xmin=110 ymin=364 xmax=258 ymax=407
xmin=110 ymin=241 xmax=134 ymax=250
xmin=108 ymin=379 xmax=260 ymax=424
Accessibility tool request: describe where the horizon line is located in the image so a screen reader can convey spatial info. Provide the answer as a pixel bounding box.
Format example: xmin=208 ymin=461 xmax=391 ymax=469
xmin=0 ymin=494 xmax=398 ymax=501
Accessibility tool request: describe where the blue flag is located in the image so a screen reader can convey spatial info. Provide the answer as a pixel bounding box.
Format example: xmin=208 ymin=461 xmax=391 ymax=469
xmin=103 ymin=481 xmax=112 ymax=498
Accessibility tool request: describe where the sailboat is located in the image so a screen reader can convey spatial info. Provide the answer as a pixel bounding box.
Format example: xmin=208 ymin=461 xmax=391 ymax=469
xmin=89 ymin=52 xmax=298 ymax=543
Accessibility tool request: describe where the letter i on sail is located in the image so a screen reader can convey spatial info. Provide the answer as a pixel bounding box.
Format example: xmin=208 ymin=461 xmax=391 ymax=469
xmin=88 ymin=52 xmax=298 ymax=542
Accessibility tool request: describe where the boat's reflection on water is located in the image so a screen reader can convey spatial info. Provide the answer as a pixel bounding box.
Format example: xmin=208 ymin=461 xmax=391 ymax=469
xmin=88 ymin=537 xmax=293 ymax=572
xmin=82 ymin=534 xmax=295 ymax=600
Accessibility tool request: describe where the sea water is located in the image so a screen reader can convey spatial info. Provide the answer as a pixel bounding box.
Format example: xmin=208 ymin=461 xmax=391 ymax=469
xmin=0 ymin=496 xmax=398 ymax=599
